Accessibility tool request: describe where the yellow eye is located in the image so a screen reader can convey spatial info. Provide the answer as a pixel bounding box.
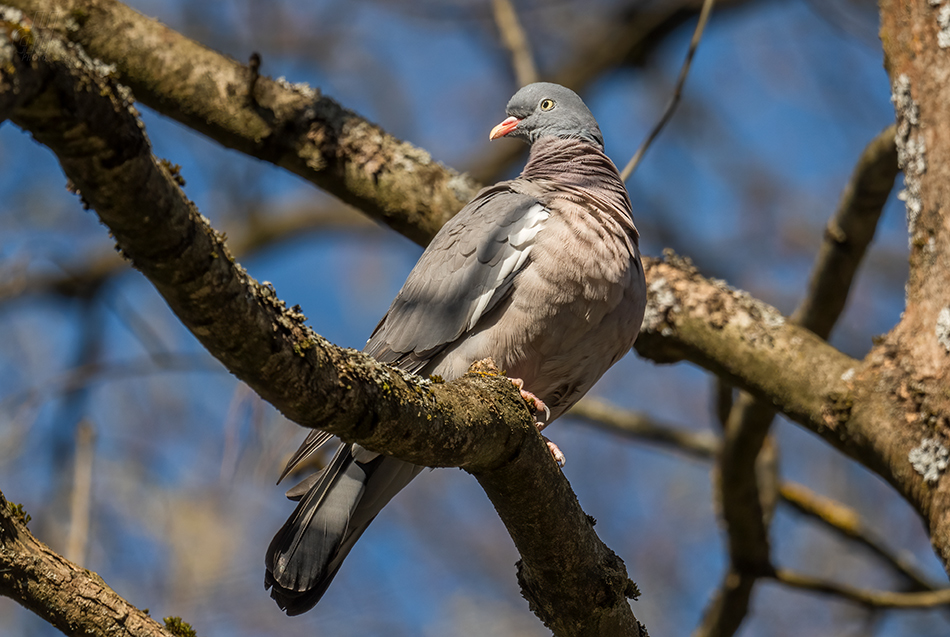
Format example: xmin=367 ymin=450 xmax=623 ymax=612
xmin=539 ymin=98 xmax=555 ymax=111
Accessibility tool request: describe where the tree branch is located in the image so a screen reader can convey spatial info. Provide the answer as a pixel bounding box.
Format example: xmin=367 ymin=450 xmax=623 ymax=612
xmin=780 ymin=482 xmax=940 ymax=592
xmin=874 ymin=0 xmax=950 ymax=577
xmin=570 ymin=397 xmax=945 ymax=597
xmin=0 ymin=16 xmax=643 ymax=635
xmin=3 ymin=0 xmax=478 ymax=247
xmin=771 ymin=569 xmax=950 ymax=609
xmin=789 ymin=125 xmax=899 ymax=334
xmin=0 ymin=490 xmax=179 ymax=637
xmin=569 ymin=397 xmax=719 ymax=459
xmin=635 ymin=252 xmax=857 ymax=437
xmin=491 ymin=0 xmax=538 ymax=87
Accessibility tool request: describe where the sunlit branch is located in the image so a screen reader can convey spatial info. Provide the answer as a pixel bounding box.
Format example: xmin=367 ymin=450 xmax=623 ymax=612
xmin=789 ymin=125 xmax=899 ymax=335
xmin=65 ymin=420 xmax=95 ymax=564
xmin=572 ymin=396 xmax=943 ymax=598
xmin=771 ymin=569 xmax=950 ymax=609
xmin=0 ymin=489 xmax=179 ymax=637
xmin=780 ymin=482 xmax=938 ymax=592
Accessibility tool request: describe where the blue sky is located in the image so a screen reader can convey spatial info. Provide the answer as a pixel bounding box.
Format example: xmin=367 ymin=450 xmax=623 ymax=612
xmin=1 ymin=1 xmax=944 ymax=635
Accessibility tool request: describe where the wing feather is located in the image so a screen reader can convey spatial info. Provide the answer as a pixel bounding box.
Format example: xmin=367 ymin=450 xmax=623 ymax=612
xmin=364 ymin=186 xmax=549 ymax=372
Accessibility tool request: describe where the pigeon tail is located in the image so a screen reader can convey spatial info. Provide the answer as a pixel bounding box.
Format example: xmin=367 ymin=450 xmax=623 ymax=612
xmin=264 ymin=444 xmax=422 ymax=615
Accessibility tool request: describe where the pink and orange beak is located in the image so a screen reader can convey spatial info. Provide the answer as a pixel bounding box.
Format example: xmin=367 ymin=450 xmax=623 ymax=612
xmin=489 ymin=116 xmax=521 ymax=140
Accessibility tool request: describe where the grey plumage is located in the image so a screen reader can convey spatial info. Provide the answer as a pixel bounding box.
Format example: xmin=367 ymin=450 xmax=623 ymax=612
xmin=265 ymin=82 xmax=647 ymax=614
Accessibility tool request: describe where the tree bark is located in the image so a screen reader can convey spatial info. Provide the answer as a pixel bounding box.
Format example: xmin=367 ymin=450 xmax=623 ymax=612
xmin=0 ymin=13 xmax=645 ymax=635
xmin=0 ymin=491 xmax=178 ymax=637
xmin=3 ymin=1 xmax=950 ymax=635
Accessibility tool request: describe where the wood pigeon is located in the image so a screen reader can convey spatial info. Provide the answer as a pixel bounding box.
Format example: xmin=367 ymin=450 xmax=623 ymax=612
xmin=265 ymin=82 xmax=647 ymax=614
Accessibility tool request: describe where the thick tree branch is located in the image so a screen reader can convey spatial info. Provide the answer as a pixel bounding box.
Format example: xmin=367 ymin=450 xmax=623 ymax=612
xmin=875 ymin=0 xmax=950 ymax=574
xmin=0 ymin=491 xmax=178 ymax=637
xmin=3 ymin=0 xmax=478 ymax=247
xmin=633 ymin=246 xmax=950 ymax=568
xmin=0 ymin=18 xmax=643 ymax=635
xmin=635 ymin=252 xmax=857 ymax=436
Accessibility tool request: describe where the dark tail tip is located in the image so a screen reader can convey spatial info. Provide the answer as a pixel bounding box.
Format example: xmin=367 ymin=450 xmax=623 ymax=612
xmin=264 ymin=569 xmax=334 ymax=616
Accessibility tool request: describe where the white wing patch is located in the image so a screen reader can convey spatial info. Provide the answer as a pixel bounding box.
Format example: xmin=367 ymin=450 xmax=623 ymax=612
xmin=466 ymin=203 xmax=550 ymax=331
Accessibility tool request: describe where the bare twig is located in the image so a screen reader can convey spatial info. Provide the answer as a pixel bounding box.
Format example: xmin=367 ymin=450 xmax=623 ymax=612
xmin=246 ymin=51 xmax=261 ymax=106
xmin=715 ymin=379 xmax=734 ymax=428
xmin=780 ymin=482 xmax=938 ymax=592
xmin=492 ymin=0 xmax=538 ymax=86
xmin=771 ymin=569 xmax=950 ymax=609
xmin=789 ymin=125 xmax=899 ymax=336
xmin=571 ymin=395 xmax=944 ymax=601
xmin=620 ymin=0 xmax=716 ymax=182
xmin=468 ymin=0 xmax=759 ymax=184
xmin=569 ymin=397 xmax=719 ymax=459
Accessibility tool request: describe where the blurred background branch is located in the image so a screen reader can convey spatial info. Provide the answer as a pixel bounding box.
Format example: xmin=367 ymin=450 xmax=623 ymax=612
xmin=1 ymin=1 xmax=942 ymax=636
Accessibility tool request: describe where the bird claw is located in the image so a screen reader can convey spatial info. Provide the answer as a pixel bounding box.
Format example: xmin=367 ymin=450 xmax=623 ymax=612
xmin=508 ymin=377 xmax=562 ymax=467
xmin=543 ymin=436 xmax=566 ymax=468
xmin=508 ymin=377 xmax=550 ymax=424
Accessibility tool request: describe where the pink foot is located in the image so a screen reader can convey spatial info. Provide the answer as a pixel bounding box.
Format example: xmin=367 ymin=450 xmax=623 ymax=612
xmin=544 ymin=437 xmax=566 ymax=468
xmin=508 ymin=377 xmax=550 ymax=422
xmin=508 ymin=378 xmax=563 ymax=467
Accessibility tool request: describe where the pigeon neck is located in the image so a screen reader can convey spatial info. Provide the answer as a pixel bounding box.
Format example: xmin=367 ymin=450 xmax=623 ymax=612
xmin=521 ymin=137 xmax=621 ymax=186
xmin=518 ymin=136 xmax=638 ymax=244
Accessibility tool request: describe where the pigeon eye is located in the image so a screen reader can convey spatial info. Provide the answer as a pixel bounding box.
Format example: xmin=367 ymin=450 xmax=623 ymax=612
xmin=539 ymin=99 xmax=555 ymax=111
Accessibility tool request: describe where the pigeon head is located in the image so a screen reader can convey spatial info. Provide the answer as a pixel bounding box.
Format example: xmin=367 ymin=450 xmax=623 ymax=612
xmin=489 ymin=82 xmax=604 ymax=148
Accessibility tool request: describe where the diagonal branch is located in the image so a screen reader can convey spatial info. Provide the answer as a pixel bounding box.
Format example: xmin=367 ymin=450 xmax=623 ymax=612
xmin=780 ymin=482 xmax=939 ymax=592
xmin=634 ymin=251 xmax=857 ymax=439
xmin=619 ymin=0 xmax=716 ymax=182
xmin=789 ymin=124 xmax=898 ymax=334
xmin=572 ymin=397 xmax=941 ymax=595
xmin=0 ymin=491 xmax=179 ymax=637
xmin=3 ymin=0 xmax=478 ymax=247
xmin=569 ymin=397 xmax=719 ymax=459
xmin=0 ymin=17 xmax=643 ymax=636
